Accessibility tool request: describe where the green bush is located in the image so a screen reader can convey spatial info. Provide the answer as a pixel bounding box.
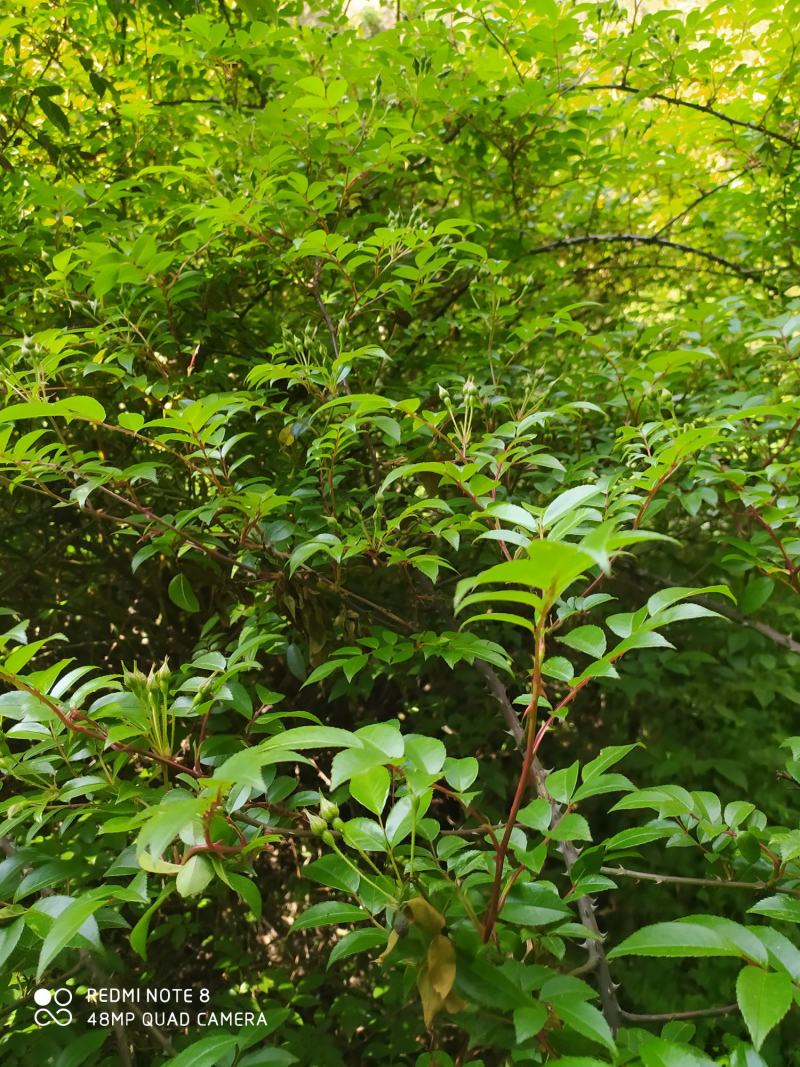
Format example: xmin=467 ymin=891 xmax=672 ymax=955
xmin=2 ymin=1 xmax=800 ymax=1064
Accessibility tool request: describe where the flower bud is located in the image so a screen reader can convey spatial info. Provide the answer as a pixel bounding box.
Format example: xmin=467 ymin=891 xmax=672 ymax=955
xmin=122 ymin=663 xmax=149 ymax=703
xmin=319 ymin=797 xmax=340 ymax=823
xmin=305 ymin=810 xmax=327 ymax=836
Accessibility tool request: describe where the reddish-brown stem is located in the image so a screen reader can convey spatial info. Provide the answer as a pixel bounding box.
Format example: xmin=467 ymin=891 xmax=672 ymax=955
xmin=194 ymin=707 xmax=214 ymax=775
xmin=496 ymin=864 xmax=525 ymax=914
xmin=747 ymin=505 xmax=798 ymax=585
xmin=482 ymin=625 xmax=547 ymax=943
xmin=633 ymin=464 xmax=678 ymax=529
xmin=183 ymin=841 xmax=244 ymax=861
xmin=763 ymin=414 xmax=800 ymax=467
xmin=0 ymin=669 xmax=199 ymax=778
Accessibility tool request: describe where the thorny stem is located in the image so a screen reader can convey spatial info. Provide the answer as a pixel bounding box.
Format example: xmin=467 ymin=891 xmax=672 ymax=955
xmin=601 ymin=865 xmax=800 ymax=897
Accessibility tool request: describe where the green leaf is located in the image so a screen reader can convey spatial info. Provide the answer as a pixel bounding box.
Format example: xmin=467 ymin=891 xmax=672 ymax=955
xmin=130 ymin=887 xmax=172 ymax=960
xmin=736 ymin=966 xmax=793 ymax=1051
xmin=162 ymin=1034 xmax=241 ymax=1067
xmin=342 ymin=818 xmax=386 ymax=852
xmin=513 ymin=1002 xmax=547 ymax=1042
xmin=546 ymin=761 xmax=579 ymax=804
xmin=542 ymin=484 xmax=603 ymax=527
xmin=558 ymin=625 xmax=606 ymax=658
xmin=548 ymin=997 xmax=615 ymax=1055
xmin=608 ymin=916 xmax=765 ymax=963
xmin=137 ymin=795 xmax=200 ymax=858
xmin=303 ymin=855 xmax=360 ymax=895
xmin=0 ymin=396 xmax=106 ymax=425
xmin=349 ymin=766 xmax=391 ymax=816
xmin=168 ymin=574 xmax=200 ymax=613
xmin=291 ymin=902 xmax=369 ymax=932
xmin=443 ymin=756 xmax=479 ymax=792
xmin=727 ymin=1045 xmax=769 ymax=1067
xmin=572 ymin=772 xmax=633 ymax=802
xmin=0 ymin=917 xmax=24 ymax=968
xmin=542 ymin=655 xmax=574 ymax=681
xmin=646 ymin=584 xmax=734 ymax=616
xmin=604 ymin=825 xmax=675 ymax=851
xmin=176 ymin=855 xmax=213 ymax=897
xmin=486 ymin=502 xmax=539 ymax=533
xmin=639 ymin=1037 xmax=718 ymax=1066
xmin=328 ymin=927 xmax=389 ymax=967
xmin=39 ymin=96 xmax=70 ymax=134
xmin=459 ymin=542 xmax=594 ymax=603
xmin=403 ymin=734 xmax=446 ymax=774
xmin=517 ymin=798 xmax=552 ymax=833
xmin=211 ymin=746 xmax=309 ymax=790
xmin=37 ymin=893 xmax=108 ymax=979
xmin=331 ymin=734 xmax=400 ymax=789
xmin=582 ymin=744 xmax=639 ymax=780
xmin=548 ymin=813 xmax=592 ymax=842
xmin=53 ymin=1031 xmax=109 ymax=1067
xmin=227 ymin=873 xmax=262 ymax=920
xmin=748 ymin=895 xmax=800 ymax=923
xmin=501 ymin=883 xmax=570 ymax=926
xmin=740 ymin=577 xmax=774 ymax=615
xmin=262 ymin=725 xmax=357 ymax=751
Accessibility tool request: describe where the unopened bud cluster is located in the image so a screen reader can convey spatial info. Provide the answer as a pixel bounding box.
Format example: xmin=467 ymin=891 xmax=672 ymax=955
xmin=307 ymin=797 xmax=344 ymax=843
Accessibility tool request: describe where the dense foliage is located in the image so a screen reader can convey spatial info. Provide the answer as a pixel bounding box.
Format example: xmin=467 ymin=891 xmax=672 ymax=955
xmin=2 ymin=0 xmax=800 ymax=1063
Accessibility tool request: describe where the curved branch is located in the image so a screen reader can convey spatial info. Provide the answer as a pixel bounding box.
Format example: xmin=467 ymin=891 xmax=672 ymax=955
xmin=568 ymin=82 xmax=799 ymax=151
xmin=524 ymin=233 xmax=782 ymax=294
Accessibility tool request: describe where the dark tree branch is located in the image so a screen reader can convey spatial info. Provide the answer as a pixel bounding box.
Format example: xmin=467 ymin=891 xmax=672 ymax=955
xmin=653 ymin=165 xmax=756 ymax=237
xmin=524 ymin=233 xmax=783 ymax=295
xmin=568 ymin=82 xmax=799 ymax=150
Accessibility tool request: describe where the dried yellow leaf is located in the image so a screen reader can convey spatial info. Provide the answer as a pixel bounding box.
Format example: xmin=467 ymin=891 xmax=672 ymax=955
xmin=405 ymin=896 xmax=446 ymax=936
xmin=427 ymin=934 xmax=456 ymax=1000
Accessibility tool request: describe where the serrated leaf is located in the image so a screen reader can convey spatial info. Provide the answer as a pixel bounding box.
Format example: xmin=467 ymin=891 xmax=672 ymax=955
xmin=349 ymin=766 xmax=391 ymax=815
xmin=609 ymin=916 xmax=765 ymax=962
xmin=513 ymin=1002 xmax=547 ymax=1042
xmin=548 ymin=813 xmax=592 ymax=841
xmin=548 ymin=996 xmax=615 ymax=1054
xmin=736 ymin=965 xmax=792 ymax=1051
xmin=639 ymin=1037 xmax=718 ymax=1066
xmin=748 ymin=895 xmax=800 ymax=923
xmin=558 ymin=624 xmax=606 ymax=658
xmin=646 ymin=584 xmax=734 ymax=616
xmin=443 ymin=756 xmax=478 ymax=792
